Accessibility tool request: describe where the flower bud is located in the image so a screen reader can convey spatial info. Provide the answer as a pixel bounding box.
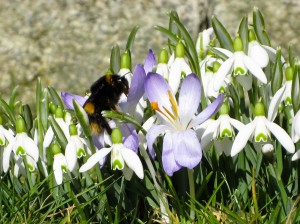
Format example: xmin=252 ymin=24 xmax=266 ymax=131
xmin=175 ymin=42 xmax=185 ymax=58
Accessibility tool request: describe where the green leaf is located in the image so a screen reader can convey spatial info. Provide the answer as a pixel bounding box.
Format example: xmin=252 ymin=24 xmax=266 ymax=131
xmin=21 ymin=104 xmax=33 ymax=132
xmin=169 ymin=11 xmax=200 ymax=76
xmin=110 ymin=44 xmax=121 ymax=74
xmin=271 ymin=48 xmax=283 ymax=95
xmin=289 ymin=45 xmax=294 ymax=67
xmin=47 ymin=86 xmax=64 ymax=109
xmin=125 ymin=25 xmax=139 ymax=52
xmin=8 ymin=85 xmax=19 ymax=111
xmin=212 ymin=16 xmax=233 ymax=51
xmin=253 ymin=7 xmax=270 ymax=46
xmin=292 ymin=63 xmax=300 ymax=112
xmin=48 ymin=115 xmax=67 ymax=149
xmin=154 ymin=25 xmax=179 ymax=45
xmin=0 ymin=99 xmax=16 ymax=125
xmin=238 ymin=16 xmax=248 ymax=53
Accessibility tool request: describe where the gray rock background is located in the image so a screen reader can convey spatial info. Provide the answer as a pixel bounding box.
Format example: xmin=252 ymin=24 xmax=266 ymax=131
xmin=0 ymin=0 xmax=299 ymax=106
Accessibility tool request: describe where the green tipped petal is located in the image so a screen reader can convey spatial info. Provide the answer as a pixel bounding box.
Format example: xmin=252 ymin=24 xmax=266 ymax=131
xmin=213 ymin=61 xmax=221 ymax=73
xmin=175 ymin=42 xmax=185 ymax=58
xmin=69 ymin=124 xmax=78 ymax=136
xmin=112 ymin=159 xmax=124 ymax=170
xmin=233 ymin=36 xmax=243 ymax=52
xmin=285 ymin=66 xmax=294 ymax=81
xmin=111 ymin=128 xmax=122 ymax=144
xmin=16 ymin=146 xmax=26 ymax=156
xmin=120 ymin=51 xmax=131 ymax=69
xmin=51 ymin=143 xmax=62 ymax=155
xmin=158 ymin=49 xmax=169 ymax=64
xmin=254 ymin=102 xmax=265 ymax=116
xmin=16 ymin=116 xmax=26 ymax=133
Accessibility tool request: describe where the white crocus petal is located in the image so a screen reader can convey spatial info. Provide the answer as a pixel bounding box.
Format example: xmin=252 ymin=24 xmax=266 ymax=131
xmin=231 ymin=121 xmax=256 ymax=157
xmin=292 ymin=110 xmax=300 ymax=142
xmin=53 ymin=153 xmax=68 ymax=185
xmin=79 ymin=147 xmax=112 ymax=172
xmin=265 ymin=120 xmax=295 ymax=153
xmin=292 ymin=150 xmax=300 ymax=161
xmin=268 ymin=84 xmax=286 ymax=121
xmin=214 ymin=56 xmax=234 ymax=91
xmin=121 ymin=147 xmax=144 ymax=179
xmin=248 ymin=42 xmax=269 ymax=68
xmin=3 ymin=142 xmax=14 ymax=172
xmin=65 ymin=141 xmax=77 ymax=171
xmin=242 ymin=54 xmax=267 ymax=84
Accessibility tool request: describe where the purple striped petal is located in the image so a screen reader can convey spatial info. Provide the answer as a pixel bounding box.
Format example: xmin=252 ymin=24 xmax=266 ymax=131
xmin=61 ymin=92 xmax=86 ymax=110
xmin=145 ymin=72 xmax=173 ymax=111
xmin=146 ymin=124 xmax=170 ymax=158
xmin=173 ymin=130 xmax=202 ymax=169
xmin=144 ymin=49 xmax=156 ymax=75
xmin=179 ymin=74 xmax=201 ymax=128
xmin=188 ymin=94 xmax=223 ymax=128
xmin=162 ymin=132 xmax=182 ymax=176
xmin=127 ymin=64 xmax=146 ymax=105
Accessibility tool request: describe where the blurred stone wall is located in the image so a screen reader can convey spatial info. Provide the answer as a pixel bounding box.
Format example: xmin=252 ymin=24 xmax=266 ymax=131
xmin=0 ymin=0 xmax=299 ymax=106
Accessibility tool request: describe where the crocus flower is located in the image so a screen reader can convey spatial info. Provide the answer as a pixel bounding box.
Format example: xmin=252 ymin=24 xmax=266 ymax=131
xmin=214 ymin=36 xmax=267 ymax=91
xmin=231 ymin=102 xmax=295 ymax=156
xmin=145 ymin=72 xmax=223 ymax=176
xmin=168 ymin=42 xmax=192 ymax=94
xmin=200 ymin=102 xmax=244 ymax=156
xmin=79 ymin=128 xmax=144 ymax=180
xmin=3 ymin=117 xmax=39 ymax=173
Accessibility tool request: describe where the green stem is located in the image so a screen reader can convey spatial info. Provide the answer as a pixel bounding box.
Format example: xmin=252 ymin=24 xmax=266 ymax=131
xmin=23 ymin=156 xmax=34 ymax=189
xmin=66 ymin=179 xmax=87 ymax=223
xmin=188 ymin=169 xmax=195 ymax=220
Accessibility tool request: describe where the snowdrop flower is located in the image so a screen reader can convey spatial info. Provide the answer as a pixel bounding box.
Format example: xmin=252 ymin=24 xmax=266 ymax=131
xmin=196 ymin=27 xmax=214 ymax=60
xmin=79 ymin=128 xmax=144 ymax=179
xmin=214 ymin=36 xmax=267 ymax=91
xmin=231 ymin=102 xmax=295 ymax=156
xmin=52 ymin=143 xmax=68 ymax=185
xmin=3 ymin=117 xmax=39 ymax=173
xmin=200 ymin=102 xmax=244 ymax=156
xmin=156 ymin=48 xmax=169 ymax=80
xmin=0 ymin=115 xmax=14 ymax=146
xmin=43 ymin=107 xmax=70 ymax=149
xmin=268 ymin=66 xmax=294 ymax=122
xmin=65 ymin=124 xmax=89 ymax=171
xmin=248 ymin=29 xmax=269 ymax=68
xmin=168 ymin=42 xmax=192 ymax=94
xmin=145 ymin=72 xmax=223 ymax=176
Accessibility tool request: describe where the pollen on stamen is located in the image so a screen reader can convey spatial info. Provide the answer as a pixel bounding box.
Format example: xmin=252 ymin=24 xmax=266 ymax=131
xmin=151 ymin=102 xmax=159 ymax=110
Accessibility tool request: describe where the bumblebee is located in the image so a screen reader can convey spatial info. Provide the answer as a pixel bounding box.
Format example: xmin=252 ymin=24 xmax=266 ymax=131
xmin=83 ymin=74 xmax=129 ymax=135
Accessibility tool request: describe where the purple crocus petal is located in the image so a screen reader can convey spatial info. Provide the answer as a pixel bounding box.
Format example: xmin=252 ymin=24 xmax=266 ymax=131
xmin=146 ymin=124 xmax=170 ymax=158
xmin=144 ymin=49 xmax=156 ymax=75
xmin=188 ymin=94 xmax=223 ymax=128
xmin=61 ymin=92 xmax=86 ymax=110
xmin=173 ymin=130 xmax=202 ymax=169
xmin=162 ymin=132 xmax=182 ymax=176
xmin=92 ymin=133 xmax=104 ymax=149
xmin=145 ymin=72 xmax=173 ymax=111
xmin=179 ymin=74 xmax=201 ymax=128
xmin=127 ymin=64 xmax=146 ymax=105
xmin=120 ymin=123 xmax=138 ymax=153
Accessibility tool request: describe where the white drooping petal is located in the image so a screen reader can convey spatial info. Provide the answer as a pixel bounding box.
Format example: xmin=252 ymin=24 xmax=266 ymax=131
xmin=65 ymin=141 xmax=78 ymax=171
xmin=23 ymin=134 xmax=39 ymax=162
xmin=79 ymin=147 xmax=112 ymax=172
xmin=292 ymin=110 xmax=300 ymax=143
xmin=156 ymin=63 xmax=169 ymax=80
xmin=229 ymin=117 xmax=245 ymax=131
xmin=231 ymin=121 xmax=256 ymax=156
xmin=262 ymin=45 xmax=286 ymax=67
xmin=268 ymin=84 xmax=286 ymax=121
xmin=265 ymin=120 xmax=295 ymax=153
xmin=43 ymin=127 xmax=54 ymax=148
xmin=214 ymin=56 xmax=234 ymax=91
xmin=121 ymin=147 xmax=144 ymax=179
xmin=53 ymin=153 xmax=68 ymax=185
xmin=236 ymin=74 xmax=253 ymax=91
xmin=248 ymin=42 xmax=269 ymax=68
xmin=3 ymin=142 xmax=14 ymax=172
xmin=242 ymin=54 xmax=267 ymax=84
xmin=214 ymin=47 xmax=233 ymax=58
xmin=292 ymin=150 xmax=300 ymax=161
xmin=201 ymin=119 xmax=220 ymax=150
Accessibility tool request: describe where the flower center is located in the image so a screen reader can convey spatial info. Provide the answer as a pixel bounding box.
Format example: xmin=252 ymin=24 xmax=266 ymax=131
xmin=150 ymin=90 xmax=180 ymax=128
